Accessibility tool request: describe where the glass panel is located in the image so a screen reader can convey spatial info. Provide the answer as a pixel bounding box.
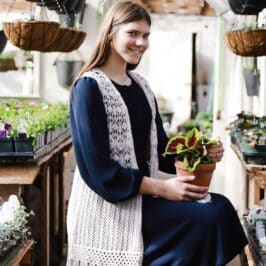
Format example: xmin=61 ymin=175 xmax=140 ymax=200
xmin=0 ymin=44 xmax=40 ymax=98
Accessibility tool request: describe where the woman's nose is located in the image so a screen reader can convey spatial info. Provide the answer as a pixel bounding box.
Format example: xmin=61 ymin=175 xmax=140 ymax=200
xmin=135 ymin=37 xmax=148 ymax=47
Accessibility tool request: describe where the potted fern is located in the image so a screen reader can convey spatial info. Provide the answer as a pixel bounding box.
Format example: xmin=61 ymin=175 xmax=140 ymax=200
xmin=163 ymin=128 xmax=219 ymax=187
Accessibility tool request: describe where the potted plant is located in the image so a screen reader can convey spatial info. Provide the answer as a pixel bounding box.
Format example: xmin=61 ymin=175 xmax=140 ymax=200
xmin=225 ymin=22 xmax=266 ymax=57
xmin=55 ymin=52 xmax=84 ymax=88
xmin=242 ymin=64 xmax=260 ymax=96
xmin=0 ymin=195 xmax=33 ymax=261
xmin=0 ymin=123 xmax=14 ymax=153
xmin=163 ymin=127 xmax=218 ymax=187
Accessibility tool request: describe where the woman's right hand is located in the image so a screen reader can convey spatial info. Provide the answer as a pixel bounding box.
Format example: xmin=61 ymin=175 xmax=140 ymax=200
xmin=161 ymin=176 xmax=209 ymax=201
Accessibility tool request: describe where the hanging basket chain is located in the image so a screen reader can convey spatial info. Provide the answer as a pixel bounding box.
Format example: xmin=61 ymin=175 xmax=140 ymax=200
xmin=55 ymin=0 xmax=75 ymax=28
xmin=241 ymin=0 xmax=249 ymax=14
xmin=39 ymin=0 xmax=50 ymax=21
xmin=2 ymin=0 xmax=17 ymax=22
xmin=29 ymin=2 xmax=34 ymax=20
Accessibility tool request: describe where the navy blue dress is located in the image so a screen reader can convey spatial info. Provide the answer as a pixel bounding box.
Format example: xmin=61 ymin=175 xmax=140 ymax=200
xmin=70 ymin=76 xmax=247 ymax=266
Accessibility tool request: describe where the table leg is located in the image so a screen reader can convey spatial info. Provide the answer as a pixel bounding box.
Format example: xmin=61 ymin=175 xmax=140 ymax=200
xmin=41 ymin=164 xmax=50 ymax=266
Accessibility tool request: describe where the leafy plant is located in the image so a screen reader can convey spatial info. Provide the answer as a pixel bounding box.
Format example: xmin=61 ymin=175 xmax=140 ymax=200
xmin=163 ymin=128 xmax=218 ymax=172
xmin=0 ymin=100 xmax=70 ymax=147
xmin=0 ymin=196 xmax=34 ymax=258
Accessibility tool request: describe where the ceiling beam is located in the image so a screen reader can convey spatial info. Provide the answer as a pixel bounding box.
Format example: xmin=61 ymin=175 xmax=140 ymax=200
xmin=1 ymin=1 xmax=34 ymax=12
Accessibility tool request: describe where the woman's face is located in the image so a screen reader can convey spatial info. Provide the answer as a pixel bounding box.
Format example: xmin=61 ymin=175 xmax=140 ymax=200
xmin=110 ymin=19 xmax=150 ymax=65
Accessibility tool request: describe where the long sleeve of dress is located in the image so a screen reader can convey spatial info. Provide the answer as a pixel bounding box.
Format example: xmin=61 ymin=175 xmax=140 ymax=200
xmin=70 ymin=77 xmax=144 ymax=203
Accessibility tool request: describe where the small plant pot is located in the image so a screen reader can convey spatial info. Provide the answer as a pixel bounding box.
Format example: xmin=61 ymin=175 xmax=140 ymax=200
xmin=14 ymin=138 xmax=33 ymax=153
xmin=0 ymin=138 xmax=14 ymax=153
xmin=175 ymin=161 xmax=216 ymax=187
xmin=243 ymin=68 xmax=260 ymax=96
xmin=55 ymin=59 xmax=84 ymax=88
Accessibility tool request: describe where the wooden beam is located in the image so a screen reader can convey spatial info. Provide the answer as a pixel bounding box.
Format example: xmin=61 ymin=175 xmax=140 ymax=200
xmin=1 ymin=1 xmax=34 ymax=12
xmin=0 ymin=166 xmax=39 ymax=184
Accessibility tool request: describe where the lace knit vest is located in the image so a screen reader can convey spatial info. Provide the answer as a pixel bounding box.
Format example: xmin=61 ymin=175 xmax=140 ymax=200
xmin=67 ymin=69 xmax=158 ymax=265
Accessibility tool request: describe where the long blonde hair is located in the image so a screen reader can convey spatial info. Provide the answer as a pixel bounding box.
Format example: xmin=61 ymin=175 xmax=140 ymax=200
xmin=79 ymin=0 xmax=151 ymax=76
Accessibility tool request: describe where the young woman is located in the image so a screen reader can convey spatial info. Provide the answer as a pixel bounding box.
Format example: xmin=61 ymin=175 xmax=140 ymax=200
xmin=67 ymin=1 xmax=247 ymax=265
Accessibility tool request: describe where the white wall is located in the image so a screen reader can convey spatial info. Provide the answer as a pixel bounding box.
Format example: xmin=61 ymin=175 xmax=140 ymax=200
xmin=39 ymin=0 xmax=100 ymax=103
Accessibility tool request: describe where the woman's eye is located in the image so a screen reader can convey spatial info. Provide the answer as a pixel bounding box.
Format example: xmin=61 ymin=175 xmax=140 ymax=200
xmin=143 ymin=33 xmax=150 ymax=39
xmin=128 ymin=32 xmax=137 ymax=37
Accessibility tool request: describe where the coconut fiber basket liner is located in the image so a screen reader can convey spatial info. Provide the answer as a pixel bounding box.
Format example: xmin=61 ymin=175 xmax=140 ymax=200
xmin=3 ymin=21 xmax=60 ymax=51
xmin=40 ymin=28 xmax=86 ymax=52
xmin=225 ymin=29 xmax=266 ymax=57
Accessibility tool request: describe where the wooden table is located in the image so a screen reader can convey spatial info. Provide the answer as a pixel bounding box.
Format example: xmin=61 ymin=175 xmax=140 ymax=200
xmin=0 ymin=139 xmax=72 ymax=266
xmin=231 ymin=144 xmax=266 ymax=265
xmin=231 ymin=144 xmax=266 ymax=207
xmin=0 ymin=239 xmax=35 ymax=266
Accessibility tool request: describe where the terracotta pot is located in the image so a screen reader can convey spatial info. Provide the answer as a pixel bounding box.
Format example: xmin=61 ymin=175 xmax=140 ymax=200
xmin=175 ymin=161 xmax=216 ymax=187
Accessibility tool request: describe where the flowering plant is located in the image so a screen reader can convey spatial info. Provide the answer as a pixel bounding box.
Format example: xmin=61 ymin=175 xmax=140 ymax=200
xmin=163 ymin=128 xmax=219 ymax=172
xmin=0 ymin=195 xmax=34 ymax=258
xmin=0 ymin=123 xmax=12 ymax=138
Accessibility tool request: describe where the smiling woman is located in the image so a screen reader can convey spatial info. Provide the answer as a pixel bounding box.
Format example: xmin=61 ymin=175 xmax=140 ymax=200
xmin=66 ymin=1 xmax=247 ymax=265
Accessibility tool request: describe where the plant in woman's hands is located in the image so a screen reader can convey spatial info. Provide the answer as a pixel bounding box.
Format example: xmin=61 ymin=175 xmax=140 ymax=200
xmin=163 ymin=128 xmax=219 ymax=172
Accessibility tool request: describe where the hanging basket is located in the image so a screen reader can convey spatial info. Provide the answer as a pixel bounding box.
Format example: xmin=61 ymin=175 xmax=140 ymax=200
xmin=3 ymin=21 xmax=60 ymax=51
xmin=225 ymin=29 xmax=266 ymax=57
xmin=228 ymin=0 xmax=266 ymax=15
xmin=40 ymin=28 xmax=86 ymax=52
xmin=66 ymin=30 xmax=86 ymax=51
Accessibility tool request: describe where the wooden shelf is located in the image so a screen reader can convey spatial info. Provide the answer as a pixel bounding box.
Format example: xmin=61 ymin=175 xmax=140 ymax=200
xmin=0 ymin=139 xmax=72 ymax=265
xmin=0 ymin=138 xmax=72 ymax=185
xmin=0 ymin=239 xmax=34 ymax=266
xmin=231 ymin=144 xmax=266 ymax=189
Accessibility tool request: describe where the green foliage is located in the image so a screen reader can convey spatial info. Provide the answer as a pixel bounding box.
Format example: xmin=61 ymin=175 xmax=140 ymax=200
xmin=0 ymin=100 xmax=69 ymax=147
xmin=177 ymin=112 xmax=213 ymax=138
xmin=0 ymin=205 xmax=34 ymax=258
xmin=163 ymin=128 xmax=218 ymax=172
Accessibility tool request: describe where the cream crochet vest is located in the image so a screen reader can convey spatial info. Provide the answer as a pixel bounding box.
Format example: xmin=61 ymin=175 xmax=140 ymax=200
xmin=67 ymin=69 xmax=158 ymax=265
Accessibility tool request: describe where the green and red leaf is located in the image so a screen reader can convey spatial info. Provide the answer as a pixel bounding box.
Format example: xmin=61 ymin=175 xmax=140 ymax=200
xmin=185 ymin=128 xmax=201 ymax=148
xmin=163 ymin=136 xmax=186 ymax=155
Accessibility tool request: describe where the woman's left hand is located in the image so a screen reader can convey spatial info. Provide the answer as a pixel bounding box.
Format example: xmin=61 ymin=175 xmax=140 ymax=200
xmin=207 ymin=142 xmax=224 ymax=163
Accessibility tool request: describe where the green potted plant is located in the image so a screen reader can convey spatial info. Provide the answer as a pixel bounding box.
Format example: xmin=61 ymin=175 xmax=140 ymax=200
xmin=163 ymin=127 xmax=218 ymax=187
xmin=0 ymin=195 xmax=33 ymax=261
xmin=0 ymin=123 xmax=14 ymax=153
xmin=225 ymin=22 xmax=266 ymax=57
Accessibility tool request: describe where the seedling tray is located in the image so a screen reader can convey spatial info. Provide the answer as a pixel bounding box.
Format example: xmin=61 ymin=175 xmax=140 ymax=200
xmin=243 ymin=216 xmax=266 ymax=266
xmin=240 ymin=143 xmax=266 ymax=165
xmin=0 ymin=128 xmax=71 ymax=165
